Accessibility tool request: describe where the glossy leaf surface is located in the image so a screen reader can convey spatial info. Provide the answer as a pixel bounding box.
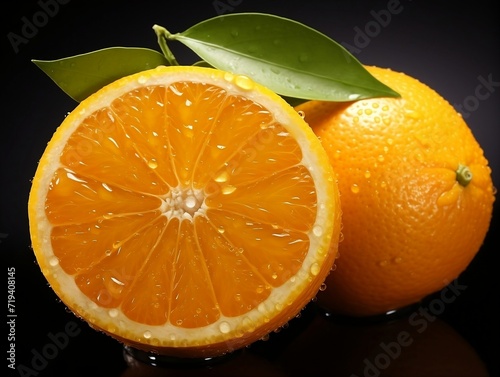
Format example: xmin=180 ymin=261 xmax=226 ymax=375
xmin=171 ymin=13 xmax=399 ymax=101
xmin=33 ymin=47 xmax=169 ymax=102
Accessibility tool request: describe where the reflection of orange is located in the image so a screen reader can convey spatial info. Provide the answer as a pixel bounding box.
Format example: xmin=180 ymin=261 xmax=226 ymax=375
xmin=28 ymin=66 xmax=341 ymax=357
xmin=122 ymin=348 xmax=286 ymax=377
xmin=277 ymin=307 xmax=489 ymax=377
xmin=296 ymin=66 xmax=495 ymax=317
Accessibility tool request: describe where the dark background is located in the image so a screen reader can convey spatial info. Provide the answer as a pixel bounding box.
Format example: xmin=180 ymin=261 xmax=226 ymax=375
xmin=2 ymin=1 xmax=499 ymax=376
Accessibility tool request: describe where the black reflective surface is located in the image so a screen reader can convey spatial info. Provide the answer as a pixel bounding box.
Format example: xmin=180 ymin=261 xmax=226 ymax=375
xmin=2 ymin=1 xmax=499 ymax=376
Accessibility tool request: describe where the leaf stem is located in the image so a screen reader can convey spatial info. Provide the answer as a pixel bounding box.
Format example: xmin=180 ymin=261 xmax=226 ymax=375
xmin=153 ymin=24 xmax=179 ymax=66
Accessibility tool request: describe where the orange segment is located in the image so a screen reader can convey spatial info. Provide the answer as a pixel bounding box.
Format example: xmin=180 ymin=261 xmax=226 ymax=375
xmin=28 ymin=66 xmax=341 ymax=357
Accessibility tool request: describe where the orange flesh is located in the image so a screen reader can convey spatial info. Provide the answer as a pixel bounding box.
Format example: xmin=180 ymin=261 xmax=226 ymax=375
xmin=45 ymin=82 xmax=317 ymax=328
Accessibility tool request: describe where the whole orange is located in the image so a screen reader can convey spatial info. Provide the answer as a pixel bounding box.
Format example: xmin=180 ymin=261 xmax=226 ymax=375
xmin=296 ymin=66 xmax=495 ymax=317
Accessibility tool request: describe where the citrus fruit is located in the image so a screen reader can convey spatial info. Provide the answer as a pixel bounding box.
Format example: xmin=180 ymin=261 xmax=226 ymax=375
xmin=28 ymin=65 xmax=341 ymax=357
xmin=296 ymin=65 xmax=495 ymax=317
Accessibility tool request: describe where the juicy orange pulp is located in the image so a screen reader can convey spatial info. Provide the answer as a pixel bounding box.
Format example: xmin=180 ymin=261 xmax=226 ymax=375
xmin=29 ymin=66 xmax=340 ymax=357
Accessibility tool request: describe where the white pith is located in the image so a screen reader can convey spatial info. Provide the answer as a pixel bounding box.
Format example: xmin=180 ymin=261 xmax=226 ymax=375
xmin=29 ymin=66 xmax=337 ymax=350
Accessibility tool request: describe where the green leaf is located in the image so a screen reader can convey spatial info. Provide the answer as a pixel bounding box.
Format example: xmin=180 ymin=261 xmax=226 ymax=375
xmin=166 ymin=13 xmax=400 ymax=102
xmin=32 ymin=47 xmax=169 ymax=102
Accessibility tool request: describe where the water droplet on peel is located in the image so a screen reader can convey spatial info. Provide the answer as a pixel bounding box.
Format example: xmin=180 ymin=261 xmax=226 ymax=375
xmin=351 ymin=184 xmax=360 ymax=194
xmin=310 ymin=263 xmax=320 ymax=276
xmin=138 ymin=76 xmax=147 ymax=84
xmin=217 ymin=227 xmax=225 ymax=234
xmin=364 ymin=171 xmax=371 ymax=179
xmin=219 ymin=321 xmax=231 ymax=334
xmin=379 ymin=260 xmax=388 ymax=267
xmin=393 ymin=257 xmax=403 ymax=264
xmin=378 ymin=155 xmax=385 ymax=162
xmin=319 ymin=283 xmax=327 ymax=291
xmin=312 ymin=225 xmax=323 ymax=237
xmin=143 ymin=330 xmax=152 ymax=339
xmin=234 ymin=75 xmax=254 ymax=90
xmin=224 ymin=72 xmax=234 ymax=82
xmin=108 ymin=309 xmax=119 ymax=318
xmin=49 ymin=256 xmax=59 ymax=267
xmin=297 ymin=110 xmax=305 ymax=118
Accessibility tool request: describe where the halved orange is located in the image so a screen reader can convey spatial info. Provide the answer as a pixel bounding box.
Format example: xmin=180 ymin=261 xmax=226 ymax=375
xmin=28 ymin=65 xmax=341 ymax=358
